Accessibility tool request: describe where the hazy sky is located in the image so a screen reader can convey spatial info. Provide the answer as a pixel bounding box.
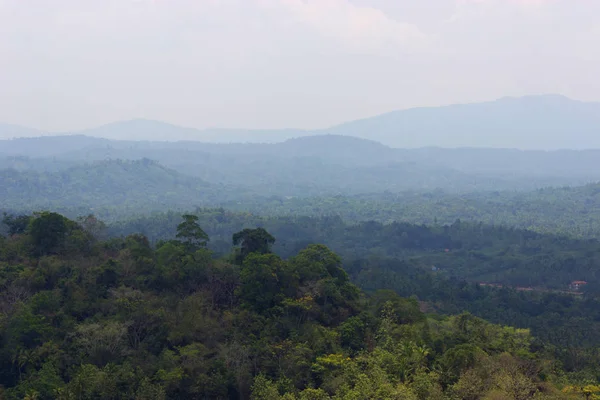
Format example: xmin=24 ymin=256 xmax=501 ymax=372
xmin=1 ymin=0 xmax=599 ymax=131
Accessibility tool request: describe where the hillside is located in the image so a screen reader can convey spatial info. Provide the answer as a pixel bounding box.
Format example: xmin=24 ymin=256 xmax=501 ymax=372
xmin=0 ymin=153 xmax=569 ymax=209
xmin=4 ymin=95 xmax=600 ymax=149
xmin=2 ymin=134 xmax=600 ymax=199
xmin=0 ymin=159 xmax=246 ymax=212
xmin=327 ymin=94 xmax=600 ymax=149
xmin=4 ymin=132 xmax=600 ymax=177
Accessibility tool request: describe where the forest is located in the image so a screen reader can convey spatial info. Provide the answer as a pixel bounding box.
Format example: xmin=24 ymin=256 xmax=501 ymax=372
xmin=2 ymin=151 xmax=600 ymax=239
xmin=2 ymin=134 xmax=600 ymax=205
xmin=1 ymin=212 xmax=600 ymax=399
xmin=100 ymin=210 xmax=600 ymax=366
xmin=102 ymin=209 xmax=600 ymax=289
xmin=3 ymin=136 xmax=600 ymax=399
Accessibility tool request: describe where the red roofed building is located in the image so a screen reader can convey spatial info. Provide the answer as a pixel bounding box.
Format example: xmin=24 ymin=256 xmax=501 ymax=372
xmin=569 ymin=281 xmax=588 ymax=291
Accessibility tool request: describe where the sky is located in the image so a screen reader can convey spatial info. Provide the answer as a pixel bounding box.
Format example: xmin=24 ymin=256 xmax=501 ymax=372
xmin=1 ymin=0 xmax=599 ymax=132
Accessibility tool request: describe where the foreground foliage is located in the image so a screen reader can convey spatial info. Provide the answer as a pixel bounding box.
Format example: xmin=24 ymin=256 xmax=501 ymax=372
xmin=80 ymin=211 xmax=600 ymax=371
xmin=1 ymin=213 xmax=597 ymax=399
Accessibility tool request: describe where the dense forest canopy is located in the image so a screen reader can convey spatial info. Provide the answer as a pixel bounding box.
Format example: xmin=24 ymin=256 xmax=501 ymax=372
xmin=99 ymin=209 xmax=600 ymax=289
xmin=95 ymin=210 xmax=600 ymax=364
xmin=1 ymin=212 xmax=600 ymax=399
xmin=220 ymin=184 xmax=600 ymax=239
xmin=2 ymin=135 xmax=600 ymax=241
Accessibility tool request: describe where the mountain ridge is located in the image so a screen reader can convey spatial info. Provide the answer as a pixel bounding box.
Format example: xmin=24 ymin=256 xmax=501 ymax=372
xmin=3 ymin=94 xmax=600 ymax=149
xmin=325 ymin=94 xmax=600 ymax=149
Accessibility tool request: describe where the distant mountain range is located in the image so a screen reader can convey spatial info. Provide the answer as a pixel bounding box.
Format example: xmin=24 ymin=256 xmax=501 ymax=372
xmin=2 ymin=94 xmax=600 ymax=149
xmin=2 ymin=132 xmax=600 ymax=205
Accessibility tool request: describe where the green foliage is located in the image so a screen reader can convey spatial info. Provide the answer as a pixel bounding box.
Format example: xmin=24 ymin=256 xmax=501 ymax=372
xmin=101 ymin=208 xmax=600 ymax=369
xmin=28 ymin=212 xmax=72 ymax=255
xmin=175 ymin=214 xmax=209 ymax=250
xmin=108 ymin=210 xmax=600 ymax=289
xmin=238 ymin=253 xmax=288 ymax=312
xmin=233 ymin=227 xmax=276 ymax=261
xmin=0 ymin=211 xmax=596 ymax=399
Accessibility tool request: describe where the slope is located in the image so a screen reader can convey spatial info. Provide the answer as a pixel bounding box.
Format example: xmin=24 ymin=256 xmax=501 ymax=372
xmin=326 ymin=94 xmax=600 ymax=149
xmin=0 ymin=159 xmax=246 ymax=212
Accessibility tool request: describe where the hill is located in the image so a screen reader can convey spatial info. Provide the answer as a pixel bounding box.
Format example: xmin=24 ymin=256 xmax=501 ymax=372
xmin=0 ymin=154 xmax=566 ymax=210
xmin=4 ymin=134 xmax=600 ymax=196
xmin=4 ymin=95 xmax=600 ymax=149
xmin=0 ymin=159 xmax=247 ymax=213
xmin=326 ymin=94 xmax=600 ymax=149
xmin=2 ymin=134 xmax=600 ymax=208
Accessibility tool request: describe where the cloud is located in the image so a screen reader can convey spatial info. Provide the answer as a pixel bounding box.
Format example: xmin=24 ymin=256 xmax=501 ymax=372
xmin=271 ymin=0 xmax=429 ymax=52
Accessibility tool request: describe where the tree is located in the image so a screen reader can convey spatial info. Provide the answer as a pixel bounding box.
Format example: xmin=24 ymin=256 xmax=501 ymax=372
xmin=237 ymin=253 xmax=286 ymax=312
xmin=28 ymin=212 xmax=76 ymax=256
xmin=232 ymin=228 xmax=275 ymax=261
xmin=176 ymin=214 xmax=209 ymax=250
xmin=2 ymin=213 xmax=31 ymax=236
xmin=290 ymin=244 xmax=348 ymax=283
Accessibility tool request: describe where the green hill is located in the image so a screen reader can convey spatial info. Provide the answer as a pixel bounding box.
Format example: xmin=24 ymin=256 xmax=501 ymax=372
xmin=0 ymin=159 xmax=245 ymax=213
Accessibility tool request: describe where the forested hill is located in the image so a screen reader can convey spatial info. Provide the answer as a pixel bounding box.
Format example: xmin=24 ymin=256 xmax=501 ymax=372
xmin=0 ymin=159 xmax=251 ymax=212
xmin=3 ymin=134 xmax=600 ymax=211
xmin=5 ymin=166 xmax=599 ymax=241
xmin=1 ymin=157 xmax=524 ymax=204
xmin=4 ymin=133 xmax=600 ymax=179
xmin=0 ymin=211 xmax=597 ymax=399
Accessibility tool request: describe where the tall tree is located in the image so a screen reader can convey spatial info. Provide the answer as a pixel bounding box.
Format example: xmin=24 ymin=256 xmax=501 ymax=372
xmin=232 ymin=228 xmax=275 ymax=261
xmin=176 ymin=214 xmax=209 ymax=250
xmin=28 ymin=212 xmax=74 ymax=256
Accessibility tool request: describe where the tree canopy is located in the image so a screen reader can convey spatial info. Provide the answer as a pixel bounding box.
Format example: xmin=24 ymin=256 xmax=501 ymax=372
xmin=1 ymin=212 xmax=593 ymax=399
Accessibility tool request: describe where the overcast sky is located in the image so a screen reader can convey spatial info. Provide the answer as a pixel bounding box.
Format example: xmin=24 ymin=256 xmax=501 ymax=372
xmin=1 ymin=0 xmax=599 ymax=131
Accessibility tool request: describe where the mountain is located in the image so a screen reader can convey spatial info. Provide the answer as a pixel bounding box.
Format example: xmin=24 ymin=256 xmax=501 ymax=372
xmin=326 ymin=94 xmax=600 ymax=149
xmin=5 ymin=94 xmax=599 ymax=149
xmin=2 ymin=134 xmax=600 ymax=199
